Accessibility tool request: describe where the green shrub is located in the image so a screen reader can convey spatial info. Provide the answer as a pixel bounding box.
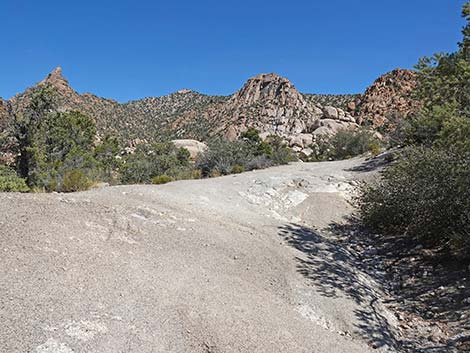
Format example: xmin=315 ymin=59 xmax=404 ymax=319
xmin=241 ymin=128 xmax=261 ymax=143
xmin=190 ymin=169 xmax=202 ymax=179
xmin=94 ymin=135 xmax=122 ymax=181
xmin=331 ymin=129 xmax=382 ymax=159
xmin=121 ymin=142 xmax=191 ymax=184
xmin=309 ymin=135 xmax=332 ymax=161
xmin=25 ymin=111 xmax=99 ymax=192
xmin=264 ymin=135 xmax=296 ymax=164
xmin=196 ymin=139 xmax=255 ymax=176
xmin=436 ymin=116 xmax=470 ymax=154
xmin=359 ymin=147 xmax=470 ymax=254
xmin=197 ymin=132 xmax=295 ymax=177
xmin=357 ymin=3 xmax=470 ymax=259
xmin=209 ymin=169 xmax=221 ymax=178
xmin=231 ymin=165 xmax=245 ymax=174
xmin=151 ymin=175 xmax=173 ymax=185
xmin=368 ymin=142 xmax=382 ymax=156
xmin=0 ymin=166 xmax=29 ymax=192
xmin=62 ymin=169 xmax=92 ymax=192
xmin=310 ymin=129 xmax=382 ymax=161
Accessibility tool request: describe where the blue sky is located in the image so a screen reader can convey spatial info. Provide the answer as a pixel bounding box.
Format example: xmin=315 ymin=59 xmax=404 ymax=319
xmin=0 ymin=0 xmax=465 ymax=102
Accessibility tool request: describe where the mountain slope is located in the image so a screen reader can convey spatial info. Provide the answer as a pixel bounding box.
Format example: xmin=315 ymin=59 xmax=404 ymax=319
xmin=0 ymin=67 xmax=421 ymax=160
xmin=352 ymin=69 xmax=420 ymax=127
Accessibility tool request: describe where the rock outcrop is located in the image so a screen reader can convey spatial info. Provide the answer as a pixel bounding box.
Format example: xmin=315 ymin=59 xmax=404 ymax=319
xmin=208 ymin=73 xmax=358 ymax=151
xmin=172 ymin=139 xmax=208 ymax=160
xmin=352 ymin=69 xmax=421 ymax=127
xmin=212 ymin=73 xmax=319 ymax=138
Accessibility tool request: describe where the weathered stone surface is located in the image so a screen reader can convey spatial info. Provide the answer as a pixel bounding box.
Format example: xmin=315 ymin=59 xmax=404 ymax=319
xmin=300 ymin=147 xmax=314 ymax=157
xmin=172 ymin=139 xmax=208 ymax=159
xmin=313 ymin=126 xmax=334 ymax=136
xmin=323 ymin=106 xmax=338 ymax=119
xmin=213 ymin=73 xmax=318 ymax=140
xmin=288 ymin=133 xmax=313 ymax=148
xmin=350 ymin=69 xmax=421 ymax=127
xmin=347 ymin=101 xmax=356 ymax=111
xmin=206 ymin=73 xmax=362 ymax=149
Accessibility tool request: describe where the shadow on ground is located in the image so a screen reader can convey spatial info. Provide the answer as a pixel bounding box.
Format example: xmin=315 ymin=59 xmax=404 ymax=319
xmin=278 ymin=222 xmax=466 ymax=353
xmin=346 ymin=152 xmax=392 ymax=173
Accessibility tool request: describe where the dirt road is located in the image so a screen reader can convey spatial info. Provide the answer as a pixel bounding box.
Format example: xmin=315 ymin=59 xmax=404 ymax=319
xmin=0 ymin=158 xmax=400 ymax=353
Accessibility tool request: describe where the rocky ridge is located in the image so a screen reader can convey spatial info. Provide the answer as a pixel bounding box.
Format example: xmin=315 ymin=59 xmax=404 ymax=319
xmin=0 ymin=67 xmax=420 ymax=162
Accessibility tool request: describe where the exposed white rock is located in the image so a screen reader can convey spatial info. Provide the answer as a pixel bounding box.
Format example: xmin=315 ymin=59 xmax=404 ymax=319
xmin=172 ymin=139 xmax=208 ymax=159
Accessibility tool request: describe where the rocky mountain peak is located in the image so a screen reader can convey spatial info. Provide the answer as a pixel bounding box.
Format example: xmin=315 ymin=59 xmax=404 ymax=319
xmin=39 ymin=67 xmax=75 ymax=95
xmin=175 ymin=89 xmax=194 ymax=95
xmin=206 ymin=73 xmax=359 ymax=151
xmin=232 ymin=73 xmax=306 ymax=107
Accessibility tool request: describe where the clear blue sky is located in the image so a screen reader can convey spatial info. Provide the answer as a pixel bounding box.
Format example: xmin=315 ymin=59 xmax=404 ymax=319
xmin=0 ymin=0 xmax=465 ymax=102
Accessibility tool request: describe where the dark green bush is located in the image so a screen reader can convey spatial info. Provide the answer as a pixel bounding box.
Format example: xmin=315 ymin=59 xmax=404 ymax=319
xmin=26 ymin=111 xmax=99 ymax=192
xmin=0 ymin=166 xmax=29 ymax=192
xmin=62 ymin=169 xmax=93 ymax=192
xmin=197 ymin=131 xmax=295 ymax=177
xmin=264 ymin=135 xmax=296 ymax=165
xmin=196 ymin=139 xmax=256 ymax=176
xmin=359 ymin=147 xmax=470 ymax=254
xmin=94 ymin=135 xmax=122 ymax=182
xmin=240 ymin=128 xmax=262 ymax=143
xmin=309 ymin=128 xmax=382 ymax=161
xmin=120 ymin=142 xmax=191 ymax=184
xmin=358 ymin=3 xmax=470 ymax=258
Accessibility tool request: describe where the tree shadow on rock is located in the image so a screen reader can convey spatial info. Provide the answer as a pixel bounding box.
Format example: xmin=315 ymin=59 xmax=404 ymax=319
xmin=279 ymin=223 xmax=400 ymax=350
xmin=346 ymin=151 xmax=394 ymax=173
xmin=278 ymin=222 xmax=456 ymax=352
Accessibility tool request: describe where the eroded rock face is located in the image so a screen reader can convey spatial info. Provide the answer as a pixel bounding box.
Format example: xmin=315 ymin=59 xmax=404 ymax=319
xmin=39 ymin=67 xmax=74 ymax=96
xmin=211 ymin=73 xmax=358 ymax=147
xmin=323 ymin=106 xmax=338 ymax=120
xmin=352 ymin=69 xmax=421 ymax=127
xmin=215 ymin=73 xmax=316 ymax=137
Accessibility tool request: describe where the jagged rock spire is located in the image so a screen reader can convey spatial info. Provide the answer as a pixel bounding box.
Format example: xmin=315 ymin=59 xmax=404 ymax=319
xmin=39 ymin=66 xmax=75 ymax=96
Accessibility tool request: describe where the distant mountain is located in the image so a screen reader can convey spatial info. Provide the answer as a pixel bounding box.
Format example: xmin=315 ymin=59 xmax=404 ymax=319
xmin=0 ymin=67 xmax=421 ymax=161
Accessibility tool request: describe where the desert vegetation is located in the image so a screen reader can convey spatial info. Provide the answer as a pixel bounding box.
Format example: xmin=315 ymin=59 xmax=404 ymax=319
xmin=197 ymin=129 xmax=295 ymax=177
xmin=303 ymin=93 xmax=359 ymax=110
xmin=359 ymin=3 xmax=470 ymax=257
xmin=0 ymin=90 xmax=295 ymax=192
xmin=305 ymin=128 xmax=382 ymax=162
